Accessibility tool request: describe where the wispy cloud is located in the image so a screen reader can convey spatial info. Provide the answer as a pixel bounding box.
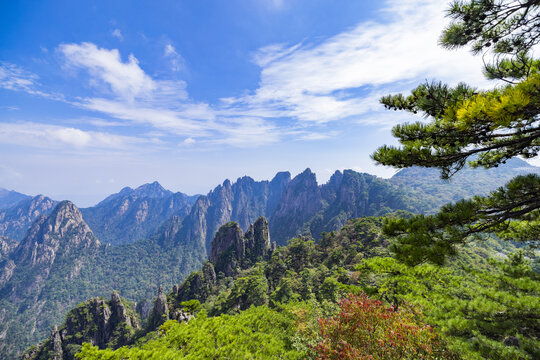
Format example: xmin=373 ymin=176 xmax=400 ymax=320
xmin=0 ymin=62 xmax=63 ymax=100
xmin=58 ymin=42 xmax=287 ymax=146
xmin=111 ymin=29 xmax=123 ymax=41
xmin=59 ymin=42 xmax=156 ymax=100
xmin=223 ymin=0 xmax=488 ymax=124
xmin=1 ymin=0 xmax=491 ymax=151
xmin=163 ymin=43 xmax=184 ymax=72
xmin=0 ymin=122 xmax=147 ymax=150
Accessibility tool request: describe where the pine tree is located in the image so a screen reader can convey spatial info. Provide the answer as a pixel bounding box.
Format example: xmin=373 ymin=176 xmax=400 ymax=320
xmin=372 ymin=0 xmax=540 ymax=265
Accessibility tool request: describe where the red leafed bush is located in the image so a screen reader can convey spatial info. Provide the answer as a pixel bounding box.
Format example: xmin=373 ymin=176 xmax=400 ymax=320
xmin=313 ymin=293 xmax=456 ymax=360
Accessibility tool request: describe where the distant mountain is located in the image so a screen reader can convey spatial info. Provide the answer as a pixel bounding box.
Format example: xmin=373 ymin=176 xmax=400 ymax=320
xmin=80 ymin=181 xmax=198 ymax=245
xmin=390 ymin=158 xmax=540 ymax=210
xmin=0 ymin=195 xmax=57 ymax=241
xmin=179 ymin=172 xmax=291 ymax=253
xmin=0 ymin=188 xmax=31 ymax=209
xmin=269 ymin=169 xmax=425 ymax=244
xmin=178 ymin=169 xmax=428 ymax=251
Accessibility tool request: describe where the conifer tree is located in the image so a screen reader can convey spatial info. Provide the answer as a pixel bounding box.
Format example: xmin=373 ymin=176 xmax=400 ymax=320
xmin=372 ymin=0 xmax=540 ymax=265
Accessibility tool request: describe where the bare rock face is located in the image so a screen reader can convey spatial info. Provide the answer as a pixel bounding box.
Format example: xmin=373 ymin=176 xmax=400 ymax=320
xmin=14 ymin=201 xmax=100 ymax=267
xmin=51 ymin=326 xmax=63 ymax=360
xmin=209 ymin=217 xmax=273 ymax=278
xmin=22 ymin=291 xmax=140 ymax=360
xmin=269 ymin=168 xmax=322 ymax=243
xmin=80 ymin=181 xmax=197 ymax=246
xmin=0 ymin=195 xmax=57 ymax=241
xmin=180 ymin=172 xmax=291 ymax=254
xmin=244 ymin=217 xmax=273 ymax=263
xmin=147 ymin=286 xmax=169 ymax=331
xmin=0 ymin=236 xmax=16 ymax=261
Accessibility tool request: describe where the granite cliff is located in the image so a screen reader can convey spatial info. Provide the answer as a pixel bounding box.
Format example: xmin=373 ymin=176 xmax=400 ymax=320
xmin=80 ymin=181 xmax=198 ymax=245
xmin=0 ymin=195 xmax=57 ymax=241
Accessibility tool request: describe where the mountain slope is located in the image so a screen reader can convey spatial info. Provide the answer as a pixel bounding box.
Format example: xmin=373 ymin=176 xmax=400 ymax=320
xmin=0 ymin=201 xmax=101 ymax=358
xmin=269 ymin=169 xmax=427 ymax=244
xmin=179 ymin=172 xmax=291 ymax=251
xmin=0 ymin=195 xmax=57 ymax=241
xmin=0 ymin=188 xmax=31 ymax=210
xmin=0 ymin=200 xmax=207 ymax=359
xmin=80 ymin=182 xmax=198 ymax=245
xmin=390 ymin=157 xmax=540 ymax=210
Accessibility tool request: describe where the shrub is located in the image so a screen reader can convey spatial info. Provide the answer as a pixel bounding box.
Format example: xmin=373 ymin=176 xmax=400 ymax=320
xmin=313 ymin=293 xmax=457 ymax=360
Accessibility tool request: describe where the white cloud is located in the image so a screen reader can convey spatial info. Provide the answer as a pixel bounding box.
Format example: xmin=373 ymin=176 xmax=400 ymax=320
xmin=0 ymin=122 xmax=145 ymax=150
xmin=297 ymin=131 xmax=339 ymax=141
xmin=164 ymin=44 xmax=176 ymax=57
xmin=111 ymin=29 xmax=123 ymax=40
xmin=2 ymin=0 xmax=497 ymax=150
xmin=59 ymin=42 xmax=155 ymax=100
xmin=163 ymin=43 xmax=184 ymax=72
xmin=223 ymin=0 xmax=490 ymax=124
xmin=56 ymin=42 xmax=283 ymax=147
xmin=183 ymin=137 xmax=196 ymax=145
xmin=0 ymin=62 xmax=62 ymax=100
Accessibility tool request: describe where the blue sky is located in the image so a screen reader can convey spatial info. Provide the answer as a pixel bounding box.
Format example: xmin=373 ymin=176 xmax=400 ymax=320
xmin=1 ymin=0 xmax=499 ymax=206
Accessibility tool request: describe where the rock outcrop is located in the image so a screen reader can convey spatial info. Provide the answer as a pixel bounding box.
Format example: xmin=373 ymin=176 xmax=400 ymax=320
xmin=210 ymin=217 xmax=273 ymax=278
xmin=22 ymin=291 xmax=140 ymax=360
xmin=174 ymin=218 xmax=274 ymax=306
xmin=0 ymin=236 xmax=16 ymax=261
xmin=147 ymin=286 xmax=169 ymax=330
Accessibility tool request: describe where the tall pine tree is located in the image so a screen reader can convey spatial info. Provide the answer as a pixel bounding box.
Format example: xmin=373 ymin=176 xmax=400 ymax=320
xmin=372 ymin=0 xmax=539 ymax=265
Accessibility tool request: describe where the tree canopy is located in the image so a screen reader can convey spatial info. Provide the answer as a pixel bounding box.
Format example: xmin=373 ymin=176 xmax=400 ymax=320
xmin=372 ymin=0 xmax=540 ymax=265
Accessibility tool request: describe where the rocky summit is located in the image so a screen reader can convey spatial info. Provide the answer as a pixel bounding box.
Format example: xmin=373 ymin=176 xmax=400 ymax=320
xmin=0 ymin=195 xmax=57 ymax=241
xmin=22 ymin=291 xmax=140 ymax=360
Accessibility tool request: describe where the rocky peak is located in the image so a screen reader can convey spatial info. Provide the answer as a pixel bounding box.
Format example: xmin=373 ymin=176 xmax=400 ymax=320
xmin=147 ymin=286 xmax=169 ymax=330
xmin=133 ymin=181 xmax=172 ymax=199
xmin=25 ymin=291 xmax=141 ymax=360
xmin=14 ymin=201 xmax=100 ymax=267
xmin=0 ymin=187 xmax=31 ymax=209
xmin=209 ymin=218 xmax=273 ymax=277
xmin=0 ymin=194 xmax=57 ymax=241
xmin=244 ymin=217 xmax=272 ymax=263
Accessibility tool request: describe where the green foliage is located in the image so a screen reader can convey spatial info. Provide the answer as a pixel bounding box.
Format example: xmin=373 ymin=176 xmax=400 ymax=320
xmin=440 ymin=0 xmax=539 ymax=79
xmin=372 ymin=0 xmax=540 ymax=263
xmin=357 ymin=253 xmax=540 ymax=359
xmin=180 ymin=300 xmax=201 ymax=314
xmin=76 ymin=306 xmax=305 ymax=359
xmin=385 ymin=174 xmax=540 ymax=265
xmin=0 ymin=234 xmax=205 ymax=359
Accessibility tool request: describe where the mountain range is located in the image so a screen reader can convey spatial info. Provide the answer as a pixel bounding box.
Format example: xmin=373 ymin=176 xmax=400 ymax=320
xmin=0 ymin=158 xmax=538 ymax=358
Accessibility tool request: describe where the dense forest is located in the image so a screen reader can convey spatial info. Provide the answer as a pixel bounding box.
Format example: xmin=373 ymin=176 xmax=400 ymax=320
xmin=26 ymin=215 xmax=539 ymax=359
